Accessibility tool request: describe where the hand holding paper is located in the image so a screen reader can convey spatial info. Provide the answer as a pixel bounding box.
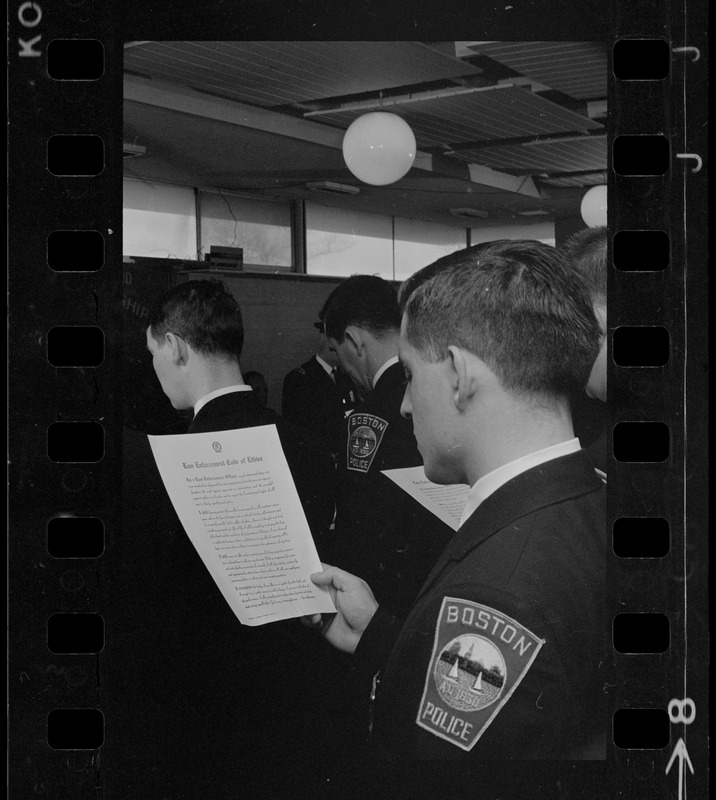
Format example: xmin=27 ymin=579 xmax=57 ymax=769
xmin=148 ymin=425 xmax=336 ymax=626
xmin=309 ymin=564 xmax=378 ymax=654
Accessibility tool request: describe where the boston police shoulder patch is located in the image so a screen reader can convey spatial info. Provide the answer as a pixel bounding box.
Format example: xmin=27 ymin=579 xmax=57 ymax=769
xmin=416 ymin=596 xmax=544 ymax=751
xmin=346 ymin=412 xmax=389 ymax=473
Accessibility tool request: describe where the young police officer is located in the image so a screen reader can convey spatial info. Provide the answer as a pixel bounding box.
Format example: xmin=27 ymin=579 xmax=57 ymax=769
xmin=323 ymin=275 xmax=453 ymax=613
xmin=114 ymin=279 xmax=335 ymax=793
xmin=310 ymin=241 xmax=606 ymax=761
xmin=314 ymin=275 xmax=454 ymax=765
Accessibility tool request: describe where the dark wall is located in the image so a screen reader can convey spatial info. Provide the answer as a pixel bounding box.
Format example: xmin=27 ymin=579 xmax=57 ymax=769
xmin=177 ymin=269 xmax=345 ymax=412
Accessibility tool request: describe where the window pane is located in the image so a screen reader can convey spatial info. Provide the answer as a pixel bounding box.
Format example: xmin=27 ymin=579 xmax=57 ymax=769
xmin=200 ymin=192 xmax=292 ymax=268
xmin=123 ymin=179 xmax=197 ymax=259
xmin=306 ymin=203 xmax=393 ymax=279
xmin=394 ymin=218 xmax=466 ymax=281
xmin=471 ymin=221 xmax=555 ymax=246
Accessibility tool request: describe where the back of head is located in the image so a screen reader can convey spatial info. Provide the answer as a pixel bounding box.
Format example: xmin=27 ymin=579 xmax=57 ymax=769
xmin=324 ymin=275 xmax=400 ymax=342
xmin=148 ymin=279 xmax=244 ymax=360
xmin=403 ymin=239 xmax=601 ymax=400
xmin=561 ymin=225 xmax=607 ymax=306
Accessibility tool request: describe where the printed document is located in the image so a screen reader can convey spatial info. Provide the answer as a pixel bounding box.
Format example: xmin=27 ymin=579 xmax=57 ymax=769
xmin=382 ymin=466 xmax=470 ymax=531
xmin=148 ymin=425 xmax=335 ymax=626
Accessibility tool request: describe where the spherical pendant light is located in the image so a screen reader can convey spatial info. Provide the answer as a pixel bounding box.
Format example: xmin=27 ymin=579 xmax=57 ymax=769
xmin=580 ymin=185 xmax=608 ymax=227
xmin=342 ymin=112 xmax=417 ymax=185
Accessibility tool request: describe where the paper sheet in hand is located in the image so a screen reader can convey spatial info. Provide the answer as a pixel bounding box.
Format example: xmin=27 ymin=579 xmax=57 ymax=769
xmin=148 ymin=425 xmax=335 ymax=626
xmin=382 ymin=466 xmax=470 ymax=531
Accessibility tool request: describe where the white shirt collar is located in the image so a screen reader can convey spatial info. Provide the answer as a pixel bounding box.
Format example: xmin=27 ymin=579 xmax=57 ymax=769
xmin=314 ymin=354 xmax=335 ymax=377
xmin=458 ymin=438 xmax=581 ymax=528
xmin=372 ymin=356 xmax=400 ymax=389
xmin=193 ymin=384 xmax=252 ymax=417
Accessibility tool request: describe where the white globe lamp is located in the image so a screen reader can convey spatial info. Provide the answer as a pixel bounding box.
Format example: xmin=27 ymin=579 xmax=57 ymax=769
xmin=342 ymin=112 xmax=417 ymax=185
xmin=580 ymin=185 xmax=608 ymax=227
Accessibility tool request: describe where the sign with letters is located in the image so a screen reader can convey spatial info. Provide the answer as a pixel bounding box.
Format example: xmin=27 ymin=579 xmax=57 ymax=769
xmin=417 ymin=597 xmax=544 ymax=751
xmin=347 ymin=413 xmax=388 ymax=473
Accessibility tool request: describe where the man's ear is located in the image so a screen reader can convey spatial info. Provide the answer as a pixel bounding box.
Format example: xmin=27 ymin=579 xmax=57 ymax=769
xmin=343 ymin=326 xmax=365 ymax=357
xmin=165 ymin=332 xmax=189 ymax=366
xmin=448 ymin=346 xmax=483 ymax=411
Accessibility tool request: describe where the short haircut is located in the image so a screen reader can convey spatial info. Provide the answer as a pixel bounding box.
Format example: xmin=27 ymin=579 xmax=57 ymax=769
xmin=403 ymin=240 xmax=601 ymax=398
xmin=324 ymin=275 xmax=401 ymax=341
xmin=397 ymin=240 xmax=508 ymax=312
xmin=148 ymin=279 xmax=244 ymax=360
xmin=561 ymin=225 xmax=607 ymax=305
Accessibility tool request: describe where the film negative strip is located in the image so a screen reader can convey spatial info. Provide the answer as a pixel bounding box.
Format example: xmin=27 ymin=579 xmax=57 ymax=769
xmin=609 ymin=5 xmax=708 ymax=797
xmin=7 ymin=1 xmax=707 ymax=798
xmin=9 ymin=5 xmax=119 ymax=796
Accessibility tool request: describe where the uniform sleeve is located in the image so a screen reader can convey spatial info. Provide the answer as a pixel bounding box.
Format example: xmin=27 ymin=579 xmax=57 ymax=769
xmin=354 ymin=606 xmax=406 ymax=678
xmin=373 ymin=583 xmax=603 ymax=759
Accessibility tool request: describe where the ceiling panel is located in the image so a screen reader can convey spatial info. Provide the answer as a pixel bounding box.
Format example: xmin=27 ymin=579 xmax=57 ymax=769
xmin=124 ymin=41 xmax=608 ymax=223
xmin=463 ymin=41 xmax=607 ymax=100
xmin=311 ymin=86 xmax=602 ymax=150
xmin=124 ymin=41 xmax=483 ymax=108
xmin=541 ymin=173 xmax=607 ymax=188
xmin=452 ymin=136 xmax=607 ymax=175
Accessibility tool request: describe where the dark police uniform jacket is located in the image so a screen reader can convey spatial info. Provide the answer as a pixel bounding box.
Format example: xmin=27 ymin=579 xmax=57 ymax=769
xmin=585 ymin=426 xmax=608 ymax=476
xmin=282 ymin=356 xmax=356 ymax=456
xmin=108 ymin=391 xmax=335 ymax=794
xmin=331 ymin=361 xmax=453 ymax=614
xmin=355 ymin=450 xmax=606 ymax=760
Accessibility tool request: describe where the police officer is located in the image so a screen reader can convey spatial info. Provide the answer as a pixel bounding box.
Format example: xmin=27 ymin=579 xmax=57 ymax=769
xmin=113 ymin=279 xmax=335 ymax=794
xmin=312 ymin=275 xmax=453 ymax=766
xmin=323 ymin=275 xmax=453 ymax=613
xmin=282 ymin=310 xmax=357 ymax=458
xmin=310 ymin=242 xmax=606 ymax=763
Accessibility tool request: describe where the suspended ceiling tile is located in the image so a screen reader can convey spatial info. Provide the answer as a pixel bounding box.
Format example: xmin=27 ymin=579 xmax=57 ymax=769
xmin=124 ymin=41 xmax=482 ymax=108
xmin=541 ymin=173 xmax=606 ymax=188
xmin=452 ymin=136 xmax=607 ymax=175
xmin=313 ymin=86 xmax=602 ymax=150
xmin=463 ymin=41 xmax=607 ymax=100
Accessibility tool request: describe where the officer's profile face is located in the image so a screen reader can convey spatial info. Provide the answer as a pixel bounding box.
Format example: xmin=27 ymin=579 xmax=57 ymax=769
xmin=145 ymin=326 xmax=192 ymax=410
xmin=399 ymin=327 xmax=462 ymax=486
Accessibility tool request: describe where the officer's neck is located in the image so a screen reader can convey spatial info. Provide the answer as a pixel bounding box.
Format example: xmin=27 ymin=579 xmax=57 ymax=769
xmin=461 ymin=395 xmax=574 ymax=487
xmin=365 ymin=336 xmax=399 ymax=387
xmin=185 ymin=357 xmax=245 ymax=408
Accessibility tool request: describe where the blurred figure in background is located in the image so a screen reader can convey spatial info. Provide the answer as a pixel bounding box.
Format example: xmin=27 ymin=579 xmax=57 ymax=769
xmin=243 ymin=369 xmax=269 ymax=408
xmin=282 ymin=302 xmax=358 ymax=458
xmin=562 ymin=225 xmax=608 ymax=474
